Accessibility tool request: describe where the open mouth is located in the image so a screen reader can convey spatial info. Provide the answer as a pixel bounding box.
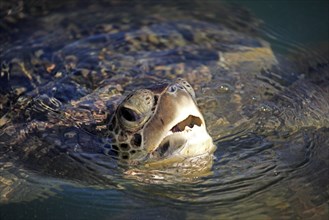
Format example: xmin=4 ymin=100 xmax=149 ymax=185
xmin=155 ymin=115 xmax=203 ymax=157
xmin=170 ymin=115 xmax=202 ymax=133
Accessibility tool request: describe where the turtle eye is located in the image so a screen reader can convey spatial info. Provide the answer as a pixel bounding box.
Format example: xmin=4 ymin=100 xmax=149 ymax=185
xmin=118 ymin=89 xmax=154 ymax=131
xmin=120 ymin=107 xmax=139 ymax=122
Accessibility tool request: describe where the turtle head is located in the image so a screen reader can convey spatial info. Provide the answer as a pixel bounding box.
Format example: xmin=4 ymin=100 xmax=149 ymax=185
xmin=108 ymin=79 xmax=215 ymax=171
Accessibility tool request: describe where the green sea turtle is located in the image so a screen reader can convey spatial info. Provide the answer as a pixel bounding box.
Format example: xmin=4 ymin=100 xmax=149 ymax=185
xmin=0 ymin=1 xmax=328 ymax=204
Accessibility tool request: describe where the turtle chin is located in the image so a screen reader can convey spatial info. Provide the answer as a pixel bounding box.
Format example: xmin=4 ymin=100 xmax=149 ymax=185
xmin=140 ymin=116 xmax=215 ymax=175
xmin=128 ymin=120 xmax=215 ymax=180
